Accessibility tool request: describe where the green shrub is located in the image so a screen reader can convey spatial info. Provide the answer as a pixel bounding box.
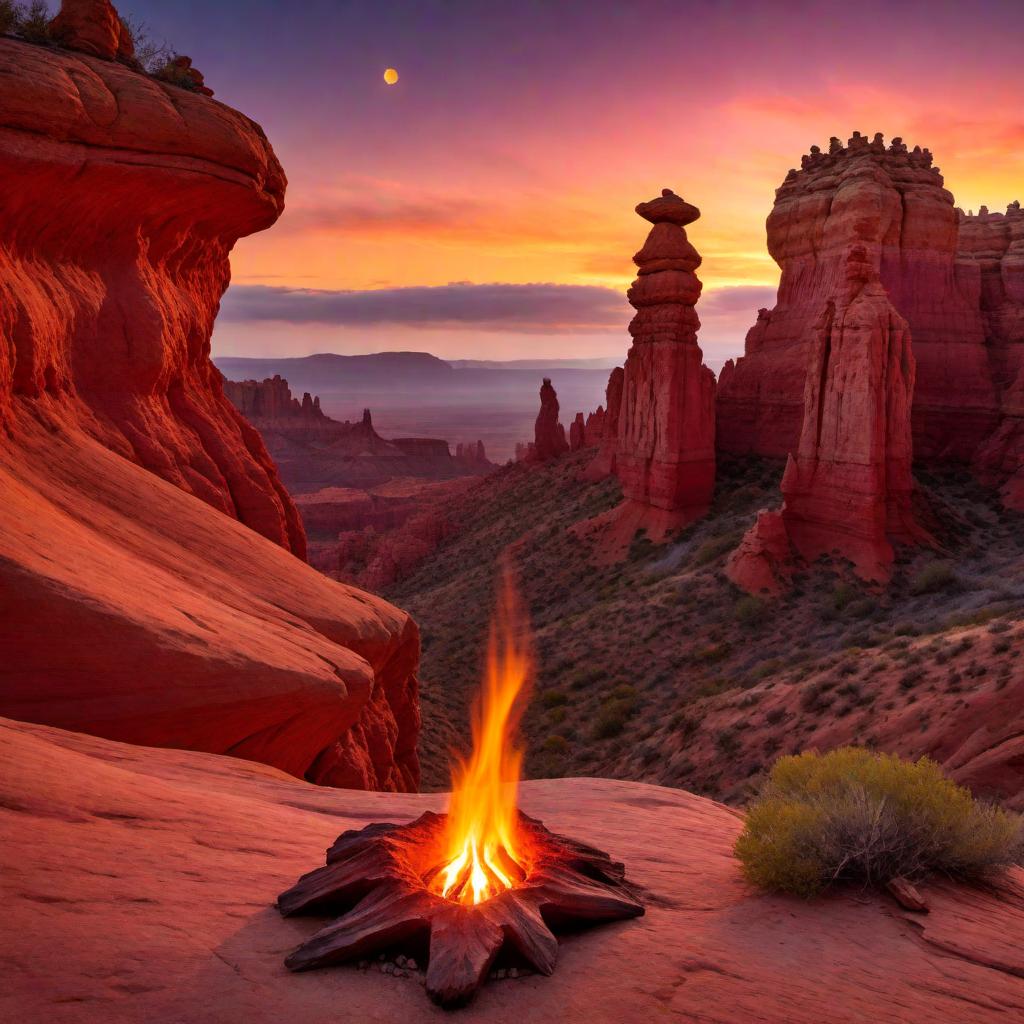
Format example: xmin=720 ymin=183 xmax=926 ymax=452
xmin=735 ymin=748 xmax=1023 ymax=897
xmin=734 ymin=595 xmax=767 ymax=628
xmin=541 ymin=735 xmax=570 ymax=755
xmin=590 ymin=697 xmax=635 ymax=740
xmin=541 ymin=689 xmax=568 ymax=708
xmin=910 ymin=561 xmax=957 ymax=596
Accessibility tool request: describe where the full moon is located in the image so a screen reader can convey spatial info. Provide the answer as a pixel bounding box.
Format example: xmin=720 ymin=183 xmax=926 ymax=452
xmin=383 ymin=68 xmax=399 ymax=85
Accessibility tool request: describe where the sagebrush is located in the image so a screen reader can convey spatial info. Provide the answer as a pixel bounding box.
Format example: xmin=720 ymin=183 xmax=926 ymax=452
xmin=735 ymin=747 xmax=1023 ymax=897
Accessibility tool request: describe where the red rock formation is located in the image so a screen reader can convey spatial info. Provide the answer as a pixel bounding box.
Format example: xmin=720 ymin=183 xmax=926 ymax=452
xmin=223 ymin=374 xmax=327 ymax=422
xmin=0 ymin=32 xmax=304 ymax=555
xmin=49 ymin=0 xmax=133 ymax=61
xmin=728 ymin=246 xmax=927 ymax=588
xmin=582 ymin=365 xmax=624 ymax=480
xmin=959 ymin=202 xmax=1024 ymax=506
xmin=584 ymin=404 xmax=606 ymax=446
xmin=569 ymin=412 xmax=586 ymax=451
xmin=454 ymin=440 xmax=491 ymax=467
xmin=612 ymin=190 xmax=716 ymax=537
xmin=0 ymin=26 xmax=420 ymax=791
xmin=718 ymin=133 xmax=995 ymax=464
xmin=532 ymin=377 xmax=569 ymax=460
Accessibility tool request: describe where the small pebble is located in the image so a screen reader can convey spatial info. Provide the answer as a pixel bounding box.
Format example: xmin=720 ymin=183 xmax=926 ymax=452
xmin=418 ymin=975 xmax=426 ymax=986
xmin=495 ymin=968 xmax=506 ymax=980
xmin=508 ymin=967 xmax=519 ymax=979
xmin=396 ymin=955 xmax=407 ymax=967
xmin=406 ymin=958 xmax=418 ymax=971
xmin=382 ymin=963 xmax=393 ymax=975
xmin=395 ymin=969 xmax=407 ymax=978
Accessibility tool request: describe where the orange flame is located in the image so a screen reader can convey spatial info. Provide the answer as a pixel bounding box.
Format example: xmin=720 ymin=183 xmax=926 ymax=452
xmin=429 ymin=565 xmax=532 ymax=905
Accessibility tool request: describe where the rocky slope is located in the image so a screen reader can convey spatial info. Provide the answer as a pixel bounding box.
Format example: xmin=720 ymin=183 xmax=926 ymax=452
xmin=386 ymin=451 xmax=1024 ymax=805
xmin=4 ymin=716 xmax=1023 ymax=1024
xmin=0 ymin=23 xmax=420 ymax=790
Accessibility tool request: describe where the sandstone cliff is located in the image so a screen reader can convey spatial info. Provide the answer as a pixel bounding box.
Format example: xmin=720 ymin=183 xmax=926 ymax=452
xmin=717 ymin=133 xmax=995 ymax=465
xmin=959 ymin=202 xmax=1024 ymax=505
xmin=0 ymin=21 xmax=420 ymax=791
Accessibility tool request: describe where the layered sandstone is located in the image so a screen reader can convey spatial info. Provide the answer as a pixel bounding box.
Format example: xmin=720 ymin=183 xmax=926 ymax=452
xmin=717 ymin=133 xmax=995 ymax=464
xmin=0 ymin=24 xmax=420 ymax=790
xmin=959 ymin=202 xmax=1024 ymax=505
xmin=729 ymin=246 xmax=926 ymax=588
xmin=612 ymin=190 xmax=716 ymax=537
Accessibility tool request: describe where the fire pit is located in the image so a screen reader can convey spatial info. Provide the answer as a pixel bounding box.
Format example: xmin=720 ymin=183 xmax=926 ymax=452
xmin=278 ymin=569 xmax=644 ymax=1007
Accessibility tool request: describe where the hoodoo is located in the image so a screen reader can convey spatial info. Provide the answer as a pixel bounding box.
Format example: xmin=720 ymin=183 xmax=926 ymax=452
xmin=728 ymin=245 xmax=927 ymax=589
xmin=532 ymin=377 xmax=570 ymax=460
xmin=611 ymin=190 xmax=716 ymax=539
xmin=0 ymin=7 xmax=421 ymax=791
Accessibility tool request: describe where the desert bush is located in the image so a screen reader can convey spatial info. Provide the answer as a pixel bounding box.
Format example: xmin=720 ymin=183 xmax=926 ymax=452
xmin=121 ymin=15 xmax=174 ymax=73
xmin=541 ymin=689 xmax=568 ymax=708
xmin=692 ymin=532 xmax=740 ymax=567
xmin=734 ymin=595 xmax=767 ymax=628
xmin=541 ymin=735 xmax=570 ymax=755
xmin=590 ymin=695 xmax=636 ymax=740
xmin=910 ymin=561 xmax=958 ymax=596
xmin=0 ymin=0 xmax=18 ymax=35
xmin=734 ymin=748 xmax=1023 ymax=897
xmin=11 ymin=0 xmax=51 ymax=43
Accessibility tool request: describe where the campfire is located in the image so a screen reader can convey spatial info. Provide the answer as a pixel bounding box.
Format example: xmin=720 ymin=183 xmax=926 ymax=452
xmin=278 ymin=567 xmax=644 ymax=1007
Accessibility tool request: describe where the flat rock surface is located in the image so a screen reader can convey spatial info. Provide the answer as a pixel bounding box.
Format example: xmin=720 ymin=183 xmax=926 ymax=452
xmin=2 ymin=718 xmax=1023 ymax=1023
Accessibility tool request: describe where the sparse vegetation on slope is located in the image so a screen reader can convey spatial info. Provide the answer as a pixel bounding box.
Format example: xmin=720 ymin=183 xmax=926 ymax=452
xmin=735 ymin=748 xmax=1023 ymax=897
xmin=386 ymin=453 xmax=1024 ymax=803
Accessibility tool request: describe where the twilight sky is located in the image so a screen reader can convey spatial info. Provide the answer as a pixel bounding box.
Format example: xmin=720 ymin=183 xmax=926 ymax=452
xmin=117 ymin=0 xmax=1024 ymax=362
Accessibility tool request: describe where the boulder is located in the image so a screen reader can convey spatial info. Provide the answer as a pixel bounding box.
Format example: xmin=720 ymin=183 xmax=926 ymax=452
xmin=48 ymin=0 xmax=133 ymax=62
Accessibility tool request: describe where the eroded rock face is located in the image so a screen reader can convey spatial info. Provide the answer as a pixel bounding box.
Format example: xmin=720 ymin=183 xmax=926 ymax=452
xmin=49 ymin=0 xmax=133 ymax=62
xmin=0 ymin=35 xmax=304 ymax=554
xmin=533 ymin=377 xmax=569 ymax=461
xmin=729 ymin=247 xmax=926 ymax=588
xmin=959 ymin=202 xmax=1024 ymax=506
xmin=582 ymin=365 xmax=624 ymax=480
xmin=0 ymin=31 xmax=421 ymax=791
xmin=613 ymin=190 xmax=716 ymax=537
xmin=717 ymin=133 xmax=994 ymax=464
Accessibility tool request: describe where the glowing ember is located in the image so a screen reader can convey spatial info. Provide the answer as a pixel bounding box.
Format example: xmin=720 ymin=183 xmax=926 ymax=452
xmin=428 ymin=567 xmax=532 ymax=905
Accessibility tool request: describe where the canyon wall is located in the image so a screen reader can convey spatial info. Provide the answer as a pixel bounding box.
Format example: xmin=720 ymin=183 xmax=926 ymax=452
xmin=0 ymin=22 xmax=420 ymax=791
xmin=717 ymin=133 xmax=995 ymax=465
xmin=959 ymin=203 xmax=1024 ymax=504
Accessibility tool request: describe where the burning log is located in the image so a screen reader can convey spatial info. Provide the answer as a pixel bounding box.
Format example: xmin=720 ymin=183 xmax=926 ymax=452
xmin=277 ymin=565 xmax=645 ymax=1007
xmin=278 ymin=811 xmax=644 ymax=1007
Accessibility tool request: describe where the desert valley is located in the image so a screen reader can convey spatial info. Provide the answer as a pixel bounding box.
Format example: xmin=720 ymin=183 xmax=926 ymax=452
xmin=2 ymin=2 xmax=1024 ymax=1022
